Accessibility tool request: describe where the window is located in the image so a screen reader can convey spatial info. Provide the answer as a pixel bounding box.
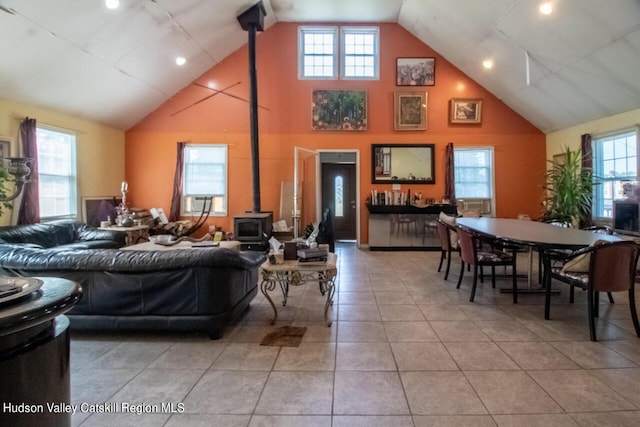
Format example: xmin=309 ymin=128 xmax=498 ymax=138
xmin=299 ymin=26 xmax=379 ymax=80
xmin=454 ymin=148 xmax=494 ymax=211
xmin=341 ymin=27 xmax=379 ymax=79
xmin=182 ymin=145 xmax=227 ymax=216
xmin=593 ymin=128 xmax=638 ymax=218
xmin=36 ymin=126 xmax=77 ymax=219
xmin=334 ymin=176 xmax=344 ymax=217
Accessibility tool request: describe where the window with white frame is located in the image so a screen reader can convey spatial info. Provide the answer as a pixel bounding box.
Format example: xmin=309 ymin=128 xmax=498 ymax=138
xmin=454 ymin=147 xmax=494 ymax=214
xmin=182 ymin=145 xmax=227 ymax=216
xmin=36 ymin=126 xmax=77 ymax=219
xmin=298 ymin=26 xmax=379 ymax=80
xmin=592 ymin=128 xmax=638 ymax=219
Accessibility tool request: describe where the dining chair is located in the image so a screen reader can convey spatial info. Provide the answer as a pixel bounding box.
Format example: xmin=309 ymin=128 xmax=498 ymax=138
xmin=548 ymin=240 xmax=640 ymax=341
xmin=456 ymin=226 xmax=518 ymax=303
xmin=436 ymin=218 xmax=458 ymax=280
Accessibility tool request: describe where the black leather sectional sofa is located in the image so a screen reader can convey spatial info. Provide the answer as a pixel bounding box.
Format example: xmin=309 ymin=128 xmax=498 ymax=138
xmin=0 ymin=220 xmax=265 ymax=338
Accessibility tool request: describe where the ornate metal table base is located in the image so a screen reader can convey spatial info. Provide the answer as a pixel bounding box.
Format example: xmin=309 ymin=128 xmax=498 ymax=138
xmin=259 ymin=255 xmax=338 ymax=326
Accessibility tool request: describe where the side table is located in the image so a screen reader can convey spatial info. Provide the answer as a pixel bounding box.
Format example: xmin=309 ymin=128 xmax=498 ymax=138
xmin=99 ymin=224 xmax=149 ymax=246
xmin=260 ymin=253 xmax=338 ymax=326
xmin=0 ymin=277 xmax=81 ymax=427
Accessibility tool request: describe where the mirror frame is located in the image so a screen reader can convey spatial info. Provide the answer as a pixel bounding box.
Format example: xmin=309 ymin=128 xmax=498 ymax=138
xmin=371 ymin=143 xmax=436 ymax=184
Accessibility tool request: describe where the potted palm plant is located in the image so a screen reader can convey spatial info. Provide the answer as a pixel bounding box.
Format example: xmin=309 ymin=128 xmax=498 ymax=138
xmin=542 ymin=145 xmax=596 ymax=227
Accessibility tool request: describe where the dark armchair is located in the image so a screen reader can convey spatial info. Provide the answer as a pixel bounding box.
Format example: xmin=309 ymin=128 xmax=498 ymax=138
xmin=548 ymin=240 xmax=640 ymax=341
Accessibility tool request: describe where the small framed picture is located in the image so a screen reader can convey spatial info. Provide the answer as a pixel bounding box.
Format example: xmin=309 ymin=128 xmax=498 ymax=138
xmin=449 ymin=98 xmax=482 ymax=124
xmin=394 ymin=91 xmax=427 ymax=131
xmin=396 ymin=57 xmax=435 ymax=86
xmin=0 ymin=136 xmax=12 ymax=158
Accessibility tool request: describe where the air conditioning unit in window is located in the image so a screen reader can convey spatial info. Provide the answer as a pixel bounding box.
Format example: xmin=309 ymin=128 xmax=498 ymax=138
xmin=184 ymin=195 xmax=211 ymax=214
xmin=458 ymin=198 xmax=492 ymax=216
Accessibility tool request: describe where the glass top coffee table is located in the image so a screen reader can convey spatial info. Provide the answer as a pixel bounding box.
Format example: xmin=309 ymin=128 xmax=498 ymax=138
xmin=260 ymin=252 xmax=338 ymax=326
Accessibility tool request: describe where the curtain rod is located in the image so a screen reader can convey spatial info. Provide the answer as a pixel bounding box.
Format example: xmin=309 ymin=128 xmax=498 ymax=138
xmin=13 ymin=115 xmax=86 ymax=134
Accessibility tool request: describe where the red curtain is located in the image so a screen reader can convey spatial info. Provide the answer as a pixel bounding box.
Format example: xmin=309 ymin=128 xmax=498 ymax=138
xmin=444 ymin=142 xmax=455 ymax=203
xmin=18 ymin=117 xmax=40 ymax=225
xmin=168 ymin=142 xmax=185 ymax=222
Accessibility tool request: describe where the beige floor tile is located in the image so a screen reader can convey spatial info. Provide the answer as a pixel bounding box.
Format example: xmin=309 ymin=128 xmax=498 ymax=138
xmin=295 ymin=322 xmax=337 ymax=342
xmin=273 ymin=342 xmax=336 ymax=371
xmin=589 ymin=368 xmax=640 ymax=407
xmin=70 ymin=340 xmax=121 ymax=371
xmin=410 ymin=290 xmax=454 ymax=305
xmin=211 ymin=343 xmax=279 ymax=371
xmin=528 ymin=370 xmax=636 ymax=413
xmin=70 ymin=368 xmax=140 ymax=409
xmin=429 ymin=321 xmax=492 ymax=342
xmin=107 ymin=369 xmax=204 ymax=405
xmin=492 ymin=414 xmax=578 ymax=427
xmin=464 ymin=371 xmax=562 ymax=414
xmin=87 ymin=341 xmax=173 ymax=369
xmin=549 ymin=341 xmax=638 ymax=369
xmin=254 ymin=371 xmax=333 ymax=415
xmin=294 ymin=303 xmax=336 ymax=323
xmin=334 ymin=371 xmax=409 ymax=415
xmin=336 ymin=342 xmax=396 ymax=371
xmin=391 ymin=342 xmax=458 ymax=371
xmin=337 ymin=321 xmax=388 ymax=342
xmin=602 ymin=340 xmax=640 ymax=364
xmin=148 ymin=342 xmax=226 ymax=369
xmin=182 ymin=370 xmax=269 ymax=414
xmin=374 ymin=290 xmax=415 ymax=305
xmin=569 ymin=411 xmax=640 ymax=427
xmin=333 ymin=415 xmax=414 ymax=427
xmin=77 ymin=413 xmax=170 ymax=426
xmin=496 ymin=342 xmax=580 ymax=370
xmin=379 ymin=304 xmax=426 ymax=321
xmin=444 ymin=342 xmax=520 ymax=371
xmin=400 ymin=371 xmax=487 ymax=415
xmin=384 ymin=321 xmax=440 ymax=342
xmin=413 ymin=415 xmax=497 ymax=427
xmin=249 ymin=415 xmax=331 ymax=427
xmin=165 ymin=414 xmax=251 ymax=427
xmin=419 ymin=305 xmax=469 ymax=321
xmin=518 ymin=320 xmax=590 ymax=341
xmin=474 ymin=321 xmax=542 ymax=341
xmin=231 ymin=322 xmax=293 ymax=343
xmin=458 ymin=305 xmax=513 ymax=321
xmin=338 ymin=291 xmax=376 ymax=304
xmin=338 ymin=304 xmax=381 ymax=321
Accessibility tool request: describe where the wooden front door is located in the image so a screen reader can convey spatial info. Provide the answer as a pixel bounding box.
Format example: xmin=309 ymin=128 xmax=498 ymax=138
xmin=322 ymin=163 xmax=356 ymax=240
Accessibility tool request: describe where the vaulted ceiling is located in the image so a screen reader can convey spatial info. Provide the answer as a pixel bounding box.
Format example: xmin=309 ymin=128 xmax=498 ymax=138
xmin=1 ymin=0 xmax=639 ymax=133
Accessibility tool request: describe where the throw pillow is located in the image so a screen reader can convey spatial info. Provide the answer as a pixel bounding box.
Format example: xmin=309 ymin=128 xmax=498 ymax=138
xmin=561 ymin=239 xmax=608 ymax=273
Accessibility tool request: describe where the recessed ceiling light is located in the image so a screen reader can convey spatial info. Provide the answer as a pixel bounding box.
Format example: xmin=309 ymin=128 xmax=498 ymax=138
xmin=482 ymin=59 xmax=493 ymax=69
xmin=105 ymin=0 xmax=120 ymax=10
xmin=175 ymin=56 xmax=186 ymax=66
xmin=539 ymin=3 xmax=553 ymax=15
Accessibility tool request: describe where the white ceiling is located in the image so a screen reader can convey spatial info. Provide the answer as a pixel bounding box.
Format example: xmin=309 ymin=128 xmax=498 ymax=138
xmin=1 ymin=0 xmax=639 ymax=133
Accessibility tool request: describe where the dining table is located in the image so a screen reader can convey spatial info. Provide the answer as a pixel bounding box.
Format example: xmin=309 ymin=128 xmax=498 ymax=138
xmin=456 ymin=217 xmax=620 ymax=319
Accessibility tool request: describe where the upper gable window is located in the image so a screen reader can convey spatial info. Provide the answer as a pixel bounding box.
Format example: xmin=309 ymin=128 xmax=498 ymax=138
xmin=298 ymin=26 xmax=379 ymax=80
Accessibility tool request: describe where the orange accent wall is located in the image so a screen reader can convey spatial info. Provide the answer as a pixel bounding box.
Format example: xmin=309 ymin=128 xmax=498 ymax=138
xmin=126 ymin=23 xmax=545 ymax=243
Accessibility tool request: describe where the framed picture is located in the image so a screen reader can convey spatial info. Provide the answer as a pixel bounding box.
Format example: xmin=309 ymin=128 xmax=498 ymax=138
xmin=396 ymin=57 xmax=435 ymax=86
xmin=371 ymin=144 xmax=435 ymax=184
xmin=449 ymin=98 xmax=483 ymax=124
xmin=395 ymin=91 xmax=427 ymax=131
xmin=312 ymin=89 xmax=367 ymax=131
xmin=82 ymin=196 xmax=122 ymax=227
xmin=0 ymin=136 xmax=13 ymax=158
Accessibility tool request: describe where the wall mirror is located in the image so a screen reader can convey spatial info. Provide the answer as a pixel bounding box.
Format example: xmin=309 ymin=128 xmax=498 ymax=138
xmin=371 ymin=143 xmax=435 ymax=184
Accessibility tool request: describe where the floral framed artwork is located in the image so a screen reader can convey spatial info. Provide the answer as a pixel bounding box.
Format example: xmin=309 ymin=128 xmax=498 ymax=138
xmin=394 ymin=91 xmax=427 ymax=131
xmin=449 ymin=98 xmax=482 ymax=124
xmin=312 ymin=90 xmax=367 ymax=131
xmin=396 ymin=57 xmax=435 ymax=86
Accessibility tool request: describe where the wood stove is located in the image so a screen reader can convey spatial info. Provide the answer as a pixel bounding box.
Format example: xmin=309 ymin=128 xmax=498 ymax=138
xmin=234 ymin=212 xmax=272 ymax=251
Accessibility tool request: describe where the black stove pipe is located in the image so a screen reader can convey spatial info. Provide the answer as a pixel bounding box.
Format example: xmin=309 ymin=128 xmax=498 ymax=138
xmin=237 ymin=2 xmax=266 ymax=214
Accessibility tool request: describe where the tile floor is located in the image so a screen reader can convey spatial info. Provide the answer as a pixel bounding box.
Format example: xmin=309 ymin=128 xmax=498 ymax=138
xmin=70 ymin=243 xmax=640 ymax=426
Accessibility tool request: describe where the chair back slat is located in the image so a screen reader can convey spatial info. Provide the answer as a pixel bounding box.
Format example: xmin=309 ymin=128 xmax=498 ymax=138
xmin=436 ymin=219 xmax=451 ymax=251
xmin=590 ymin=241 xmax=640 ymax=293
xmin=457 ymin=227 xmax=476 ymax=265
